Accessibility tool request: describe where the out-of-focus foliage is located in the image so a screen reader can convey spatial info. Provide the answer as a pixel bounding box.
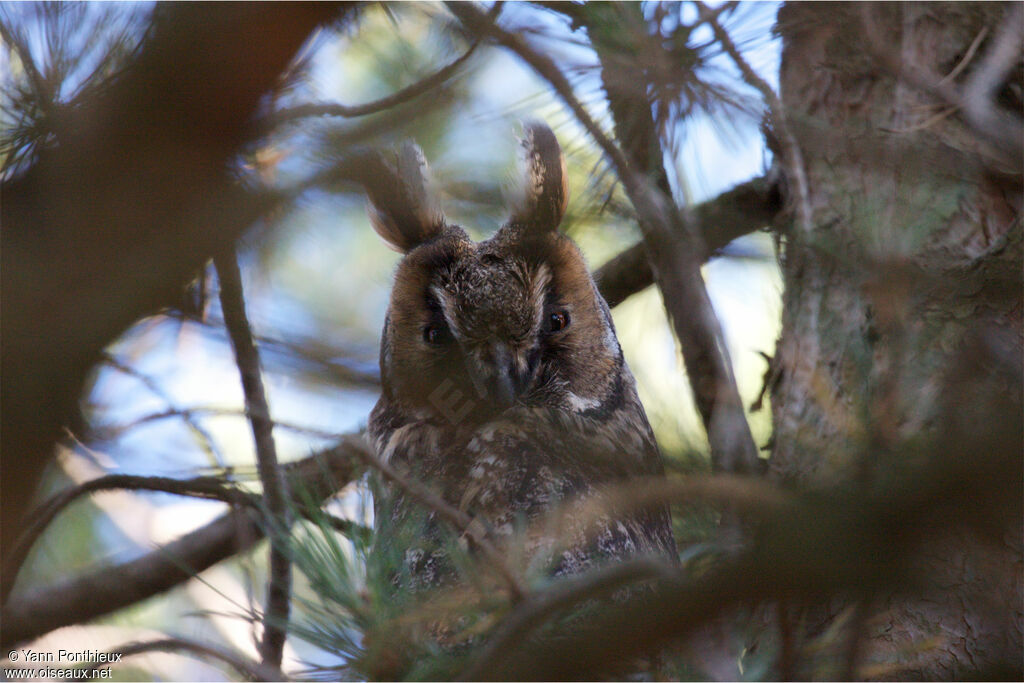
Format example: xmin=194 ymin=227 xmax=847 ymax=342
xmin=0 ymin=2 xmax=149 ymax=176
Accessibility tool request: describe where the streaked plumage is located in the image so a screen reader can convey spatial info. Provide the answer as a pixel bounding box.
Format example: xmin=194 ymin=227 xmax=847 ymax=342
xmin=366 ymin=122 xmax=676 ymax=590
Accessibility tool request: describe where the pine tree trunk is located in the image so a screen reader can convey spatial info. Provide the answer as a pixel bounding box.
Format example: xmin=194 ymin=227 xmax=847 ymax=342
xmin=772 ymin=2 xmax=1022 ymax=678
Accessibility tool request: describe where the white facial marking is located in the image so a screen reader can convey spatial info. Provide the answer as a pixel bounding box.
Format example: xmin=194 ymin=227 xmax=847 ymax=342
xmin=566 ymin=391 xmax=600 ymax=412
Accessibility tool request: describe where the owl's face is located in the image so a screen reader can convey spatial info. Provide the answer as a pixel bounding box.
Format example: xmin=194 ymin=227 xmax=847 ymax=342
xmin=367 ymin=123 xmax=623 ymax=425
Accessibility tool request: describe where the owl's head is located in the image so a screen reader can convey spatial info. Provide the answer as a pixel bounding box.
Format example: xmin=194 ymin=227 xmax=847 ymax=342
xmin=366 ymin=123 xmax=624 ymax=425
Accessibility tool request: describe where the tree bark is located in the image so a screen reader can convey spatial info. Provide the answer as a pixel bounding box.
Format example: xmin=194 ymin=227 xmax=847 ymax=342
xmin=772 ymin=2 xmax=1022 ymax=677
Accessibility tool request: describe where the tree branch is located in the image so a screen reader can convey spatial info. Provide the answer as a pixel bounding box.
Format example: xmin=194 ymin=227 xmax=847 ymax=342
xmin=0 ymin=442 xmax=361 ymax=650
xmin=264 ymin=39 xmax=480 ymax=129
xmin=457 ymin=557 xmax=677 ymax=681
xmin=467 ymin=413 xmax=1021 ymax=680
xmin=101 ymin=353 xmax=226 ymax=463
xmin=3 ymin=473 xmax=253 ymax=595
xmin=214 ymin=249 xmax=291 ymax=669
xmin=594 ymin=176 xmax=779 ymax=308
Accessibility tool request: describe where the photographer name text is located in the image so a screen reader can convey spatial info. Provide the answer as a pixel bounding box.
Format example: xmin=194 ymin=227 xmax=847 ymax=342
xmin=10 ymin=650 xmax=121 ymax=664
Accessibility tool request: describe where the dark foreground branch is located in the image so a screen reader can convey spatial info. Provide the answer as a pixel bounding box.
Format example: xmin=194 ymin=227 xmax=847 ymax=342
xmin=337 ymin=434 xmax=529 ymax=602
xmin=463 ymin=416 xmax=1021 ymax=680
xmin=0 ymin=442 xmax=361 ymax=650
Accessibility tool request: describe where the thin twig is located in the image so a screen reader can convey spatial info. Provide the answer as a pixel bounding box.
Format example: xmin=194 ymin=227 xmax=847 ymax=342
xmin=77 ymin=637 xmax=285 ymax=682
xmin=101 ymin=353 xmax=226 ymax=464
xmin=698 ymin=2 xmax=813 ymax=235
xmin=265 ymin=40 xmax=480 ymax=129
xmin=938 ymin=26 xmax=989 ymax=86
xmin=336 ymin=433 xmax=528 ymax=602
xmin=214 ymin=248 xmax=292 ymax=669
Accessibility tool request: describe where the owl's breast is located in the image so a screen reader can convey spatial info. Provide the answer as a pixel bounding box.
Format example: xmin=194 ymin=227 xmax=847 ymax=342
xmin=369 ymin=391 xmax=676 ymax=587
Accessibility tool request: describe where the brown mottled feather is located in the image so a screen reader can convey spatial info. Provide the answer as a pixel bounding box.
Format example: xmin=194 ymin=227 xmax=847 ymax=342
xmin=366 ymin=123 xmax=676 ymax=591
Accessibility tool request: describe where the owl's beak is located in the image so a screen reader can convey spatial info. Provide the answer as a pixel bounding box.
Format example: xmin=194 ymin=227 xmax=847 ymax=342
xmin=468 ymin=342 xmax=532 ymax=411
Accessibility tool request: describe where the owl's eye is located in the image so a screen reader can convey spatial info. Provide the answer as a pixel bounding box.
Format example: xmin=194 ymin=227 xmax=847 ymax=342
xmin=549 ymin=310 xmax=570 ymax=333
xmin=423 ymin=324 xmax=452 ymax=345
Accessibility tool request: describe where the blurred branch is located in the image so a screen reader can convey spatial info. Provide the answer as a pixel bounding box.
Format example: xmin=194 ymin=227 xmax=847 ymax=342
xmin=0 ymin=19 xmax=56 ymax=122
xmin=457 ymin=557 xmax=677 ymax=681
xmin=961 ymin=5 xmax=1023 ymax=122
xmin=337 ymin=433 xmax=529 ymax=602
xmin=0 ymin=441 xmax=361 ymax=650
xmin=594 ymin=176 xmax=779 ymax=308
xmin=0 ymin=1 xmax=351 ymax=585
xmin=264 ymin=39 xmax=480 ymax=130
xmin=214 ymin=249 xmax=291 ymax=669
xmin=469 ymin=424 xmax=1021 ymax=680
xmin=697 ymin=3 xmax=813 ymax=234
xmin=79 ymin=637 xmax=285 ymax=682
xmin=860 ymin=3 xmax=1024 ymax=172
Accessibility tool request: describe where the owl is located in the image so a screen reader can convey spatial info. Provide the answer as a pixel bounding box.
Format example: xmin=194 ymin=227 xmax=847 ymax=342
xmin=365 ymin=122 xmax=676 ymax=592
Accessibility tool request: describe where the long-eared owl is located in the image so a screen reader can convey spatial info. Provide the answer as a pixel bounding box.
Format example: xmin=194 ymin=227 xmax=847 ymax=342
xmin=366 ymin=122 xmax=676 ymax=590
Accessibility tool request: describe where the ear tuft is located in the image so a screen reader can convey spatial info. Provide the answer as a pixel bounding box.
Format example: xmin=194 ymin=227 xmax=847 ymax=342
xmin=364 ymin=142 xmax=446 ymax=253
xmin=508 ymin=120 xmax=569 ymax=233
